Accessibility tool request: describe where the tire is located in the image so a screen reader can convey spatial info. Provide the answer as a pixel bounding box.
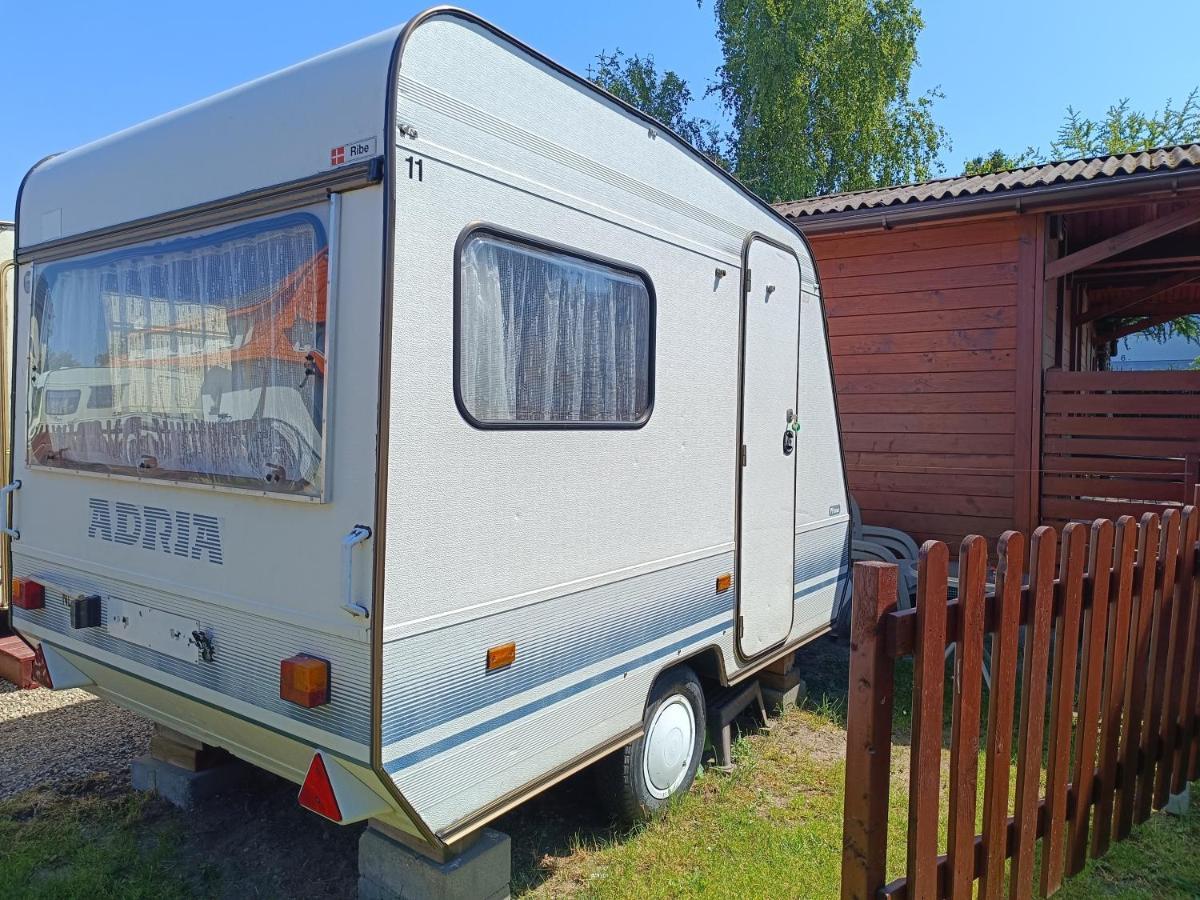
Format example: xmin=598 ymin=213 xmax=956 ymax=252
xmin=595 ymin=666 xmax=706 ymax=827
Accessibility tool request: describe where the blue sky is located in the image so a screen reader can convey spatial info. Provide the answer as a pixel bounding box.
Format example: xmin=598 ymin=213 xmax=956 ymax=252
xmin=4 ymin=0 xmax=1199 ymax=220
xmin=2 ymin=1 xmax=1196 ymax=358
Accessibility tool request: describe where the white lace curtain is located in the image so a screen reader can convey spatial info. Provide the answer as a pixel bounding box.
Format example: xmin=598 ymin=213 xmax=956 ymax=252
xmin=29 ymin=216 xmax=326 ymax=495
xmin=458 ymin=235 xmax=652 ymax=424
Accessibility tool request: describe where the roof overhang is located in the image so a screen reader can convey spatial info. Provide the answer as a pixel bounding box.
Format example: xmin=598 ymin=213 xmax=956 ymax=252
xmin=786 ymin=166 xmax=1200 ymax=236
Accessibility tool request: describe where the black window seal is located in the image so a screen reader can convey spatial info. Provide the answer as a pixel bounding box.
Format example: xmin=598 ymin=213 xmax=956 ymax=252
xmin=452 ymin=223 xmax=657 ymax=431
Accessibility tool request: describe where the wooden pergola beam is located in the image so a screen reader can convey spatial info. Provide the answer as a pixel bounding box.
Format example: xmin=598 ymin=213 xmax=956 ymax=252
xmin=1079 ymin=271 xmax=1200 ymax=323
xmin=1046 ymin=204 xmax=1200 ymax=281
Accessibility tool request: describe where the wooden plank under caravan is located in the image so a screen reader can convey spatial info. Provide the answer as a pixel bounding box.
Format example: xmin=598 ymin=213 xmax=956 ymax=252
xmin=8 ymin=7 xmax=849 ymax=852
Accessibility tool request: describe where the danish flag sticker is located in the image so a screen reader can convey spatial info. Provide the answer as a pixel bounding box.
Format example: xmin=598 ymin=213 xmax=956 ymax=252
xmin=329 ymin=136 xmax=377 ymax=168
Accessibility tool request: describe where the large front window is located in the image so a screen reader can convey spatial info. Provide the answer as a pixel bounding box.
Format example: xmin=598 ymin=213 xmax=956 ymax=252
xmin=27 ymin=209 xmax=329 ymax=498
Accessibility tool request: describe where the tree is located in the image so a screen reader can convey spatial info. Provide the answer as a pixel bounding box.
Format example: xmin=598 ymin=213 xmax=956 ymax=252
xmin=1052 ymin=88 xmax=1200 ymax=158
xmin=963 ymin=147 xmax=1038 ymax=177
xmin=709 ymin=0 xmax=947 ymax=201
xmin=962 ymin=88 xmax=1200 ymax=175
xmin=590 ymin=50 xmax=726 ymax=163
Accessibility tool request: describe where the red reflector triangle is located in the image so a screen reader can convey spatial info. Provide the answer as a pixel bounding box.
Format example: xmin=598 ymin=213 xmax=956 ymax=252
xmin=298 ymin=754 xmax=342 ymax=822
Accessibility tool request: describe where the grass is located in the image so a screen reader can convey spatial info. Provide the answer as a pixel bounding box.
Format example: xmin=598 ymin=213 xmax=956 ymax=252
xmin=0 ymin=779 xmax=209 ymax=900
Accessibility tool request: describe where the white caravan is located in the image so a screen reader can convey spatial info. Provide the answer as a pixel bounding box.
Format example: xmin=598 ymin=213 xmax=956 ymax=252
xmin=9 ymin=8 xmax=849 ymax=850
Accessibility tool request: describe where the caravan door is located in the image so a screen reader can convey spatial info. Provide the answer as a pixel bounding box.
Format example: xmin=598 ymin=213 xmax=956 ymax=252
xmin=736 ymin=236 xmax=802 ymax=658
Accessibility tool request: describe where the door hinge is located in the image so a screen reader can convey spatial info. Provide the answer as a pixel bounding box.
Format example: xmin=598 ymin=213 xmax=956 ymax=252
xmin=744 ymin=269 xmax=752 ymax=293
xmin=741 ymin=444 xmax=748 ymax=467
xmin=737 ymin=615 xmax=744 ymax=640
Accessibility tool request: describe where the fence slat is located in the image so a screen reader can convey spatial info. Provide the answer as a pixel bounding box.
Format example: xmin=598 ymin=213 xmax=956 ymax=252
xmin=1041 ymin=522 xmax=1087 ymax=896
xmin=1140 ymin=510 xmax=1180 ymax=817
xmin=906 ymin=542 xmax=949 ymax=900
xmin=1116 ymin=514 xmax=1161 ymax=838
xmin=1067 ymin=519 xmax=1114 ymax=876
xmin=1172 ymin=507 xmax=1199 ymax=794
xmin=1091 ymin=516 xmax=1138 ymax=858
xmin=947 ymin=536 xmax=988 ymax=899
xmin=1010 ymin=526 xmax=1058 ymax=900
xmin=979 ymin=531 xmax=1025 ymax=900
xmin=842 ymin=562 xmax=899 ymax=900
xmin=1156 ymin=507 xmax=1193 ymax=806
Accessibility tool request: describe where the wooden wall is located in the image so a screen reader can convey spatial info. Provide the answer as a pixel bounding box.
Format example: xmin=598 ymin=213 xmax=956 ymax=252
xmin=809 ymin=217 xmax=1029 ymax=545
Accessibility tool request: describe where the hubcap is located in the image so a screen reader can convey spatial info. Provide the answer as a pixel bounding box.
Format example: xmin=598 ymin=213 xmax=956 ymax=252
xmin=642 ymin=694 xmax=696 ymax=800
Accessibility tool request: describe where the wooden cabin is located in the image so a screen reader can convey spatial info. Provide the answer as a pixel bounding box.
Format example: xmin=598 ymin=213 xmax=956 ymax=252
xmin=777 ymin=145 xmax=1200 ymax=545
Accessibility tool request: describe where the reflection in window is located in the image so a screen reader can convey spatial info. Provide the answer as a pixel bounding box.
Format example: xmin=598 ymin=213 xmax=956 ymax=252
xmin=28 ymin=211 xmax=329 ymax=497
xmin=458 ymin=233 xmax=653 ymax=426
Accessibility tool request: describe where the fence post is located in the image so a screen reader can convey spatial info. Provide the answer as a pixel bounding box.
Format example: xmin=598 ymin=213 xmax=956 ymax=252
xmin=842 ymin=561 xmax=898 ymax=900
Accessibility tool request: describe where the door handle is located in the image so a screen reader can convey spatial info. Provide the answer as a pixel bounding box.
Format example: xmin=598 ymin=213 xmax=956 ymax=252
xmin=782 ymin=429 xmax=795 ymax=456
xmin=0 ymin=480 xmax=21 ymax=540
xmin=341 ymin=525 xmax=372 ymax=619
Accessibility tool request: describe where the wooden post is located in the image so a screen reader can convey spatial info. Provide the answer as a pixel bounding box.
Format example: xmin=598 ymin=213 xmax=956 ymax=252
xmin=906 ymin=542 xmax=949 ymax=900
xmin=1042 ymin=522 xmax=1086 ymax=895
xmin=842 ymin=561 xmax=898 ymax=900
xmin=980 ymin=531 xmax=1025 ymax=900
xmin=1092 ymin=516 xmax=1138 ymax=858
xmin=1171 ymin=507 xmax=1200 ymax=794
xmin=1011 ymin=526 xmax=1058 ymax=899
xmin=948 ymin=536 xmax=987 ymax=899
xmin=1117 ymin=514 xmax=1161 ymax=837
xmin=1068 ymin=519 xmax=1114 ymax=875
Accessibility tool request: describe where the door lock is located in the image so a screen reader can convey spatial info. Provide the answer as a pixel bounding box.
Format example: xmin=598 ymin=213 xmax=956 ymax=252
xmin=783 ymin=410 xmax=796 ymax=456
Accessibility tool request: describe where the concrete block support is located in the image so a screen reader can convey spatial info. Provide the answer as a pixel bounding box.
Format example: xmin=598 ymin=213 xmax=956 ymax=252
xmin=358 ymin=824 xmax=511 ymax=900
xmin=131 ymin=724 xmax=251 ymax=810
xmin=759 ymin=657 xmax=806 ymax=713
xmin=1165 ymin=784 xmax=1191 ymax=817
xmin=131 ymin=754 xmax=253 ymax=810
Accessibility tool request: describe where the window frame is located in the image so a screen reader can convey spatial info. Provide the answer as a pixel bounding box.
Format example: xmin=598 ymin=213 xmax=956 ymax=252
xmin=24 ymin=203 xmax=336 ymax=503
xmin=452 ymin=224 xmax=657 ymax=431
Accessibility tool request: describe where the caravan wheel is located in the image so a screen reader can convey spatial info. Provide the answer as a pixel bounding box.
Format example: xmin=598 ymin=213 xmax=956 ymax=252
xmin=596 ymin=666 xmax=706 ymax=826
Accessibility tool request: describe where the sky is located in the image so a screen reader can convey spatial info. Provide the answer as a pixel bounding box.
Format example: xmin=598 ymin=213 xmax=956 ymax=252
xmin=2 ymin=0 xmax=1197 ymax=362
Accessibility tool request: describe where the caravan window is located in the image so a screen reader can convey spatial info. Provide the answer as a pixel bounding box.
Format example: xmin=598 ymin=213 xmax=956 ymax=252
xmin=27 ymin=208 xmax=330 ymax=498
xmin=456 ymin=230 xmax=654 ymax=428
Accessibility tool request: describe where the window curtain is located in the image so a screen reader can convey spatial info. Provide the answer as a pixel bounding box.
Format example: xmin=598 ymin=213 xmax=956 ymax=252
xmin=459 ymin=236 xmax=651 ymax=424
xmin=29 ymin=216 xmax=327 ymax=495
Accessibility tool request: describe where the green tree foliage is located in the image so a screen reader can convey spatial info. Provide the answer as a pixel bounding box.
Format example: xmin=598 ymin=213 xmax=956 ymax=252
xmin=590 ymin=50 xmax=726 ymax=163
xmin=962 ymin=147 xmax=1039 ymax=177
xmin=1052 ymin=88 xmax=1200 ymax=158
xmin=710 ymin=0 xmax=947 ymax=201
xmin=963 ymin=88 xmax=1200 ymax=175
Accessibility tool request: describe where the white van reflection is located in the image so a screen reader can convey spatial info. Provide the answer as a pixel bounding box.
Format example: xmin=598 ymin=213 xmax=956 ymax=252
xmin=29 ymin=365 xmax=321 ymax=490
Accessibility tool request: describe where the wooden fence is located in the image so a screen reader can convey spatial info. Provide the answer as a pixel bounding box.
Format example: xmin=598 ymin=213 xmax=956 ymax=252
xmin=1042 ymin=369 xmax=1200 ymax=528
xmin=842 ymin=494 xmax=1200 ymax=899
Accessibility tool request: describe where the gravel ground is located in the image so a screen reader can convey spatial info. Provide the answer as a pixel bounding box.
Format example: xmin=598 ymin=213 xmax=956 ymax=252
xmin=0 ymin=681 xmax=152 ymax=799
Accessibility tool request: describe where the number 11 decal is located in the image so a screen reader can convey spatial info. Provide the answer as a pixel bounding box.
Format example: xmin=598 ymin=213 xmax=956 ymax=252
xmin=405 ymin=156 xmax=424 ymax=181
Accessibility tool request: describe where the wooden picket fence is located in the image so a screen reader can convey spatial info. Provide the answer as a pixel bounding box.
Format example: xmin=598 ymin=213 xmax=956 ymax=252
xmin=842 ymin=493 xmax=1200 ymax=899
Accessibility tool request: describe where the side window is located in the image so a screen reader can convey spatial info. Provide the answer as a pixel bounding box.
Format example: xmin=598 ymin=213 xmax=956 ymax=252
xmin=456 ymin=230 xmax=655 ymax=428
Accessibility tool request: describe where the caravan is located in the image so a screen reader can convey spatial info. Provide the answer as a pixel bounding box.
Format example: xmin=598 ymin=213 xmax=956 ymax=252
xmin=10 ymin=8 xmax=849 ymax=851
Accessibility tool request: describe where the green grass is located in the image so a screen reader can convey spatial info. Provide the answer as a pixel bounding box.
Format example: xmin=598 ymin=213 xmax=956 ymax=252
xmin=0 ymin=781 xmax=211 ymax=900
xmin=522 ymin=703 xmax=1200 ymax=899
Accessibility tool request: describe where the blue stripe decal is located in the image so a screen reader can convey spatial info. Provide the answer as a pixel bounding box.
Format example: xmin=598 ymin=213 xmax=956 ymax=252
xmin=384 ymin=570 xmax=842 ymax=774
xmin=386 ymin=618 xmax=731 ymax=773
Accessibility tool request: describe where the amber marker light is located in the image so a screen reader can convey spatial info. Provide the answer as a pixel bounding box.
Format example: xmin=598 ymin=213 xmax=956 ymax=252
xmin=280 ymin=654 xmax=331 ymax=707
xmin=716 ymin=572 xmax=733 ymax=593
xmin=486 ymin=641 xmax=517 ymax=671
xmin=12 ymin=577 xmax=45 ymax=610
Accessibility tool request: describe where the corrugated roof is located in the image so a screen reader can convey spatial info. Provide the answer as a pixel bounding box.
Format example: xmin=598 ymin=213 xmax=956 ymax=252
xmin=776 ymin=144 xmax=1200 ymax=219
